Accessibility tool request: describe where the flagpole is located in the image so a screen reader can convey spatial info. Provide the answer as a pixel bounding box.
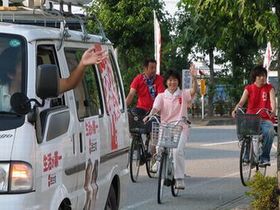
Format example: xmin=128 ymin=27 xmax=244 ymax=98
xmin=154 ymin=10 xmax=156 ymax=64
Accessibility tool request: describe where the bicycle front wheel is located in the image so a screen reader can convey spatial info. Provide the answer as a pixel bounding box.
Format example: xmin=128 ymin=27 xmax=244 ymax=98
xmin=157 ymin=153 xmax=167 ymax=204
xmin=145 ymin=138 xmax=157 ymax=178
xmin=171 ymin=178 xmax=179 ymax=196
xmin=240 ymin=139 xmax=254 ymax=186
xmin=129 ymin=136 xmax=141 ymax=182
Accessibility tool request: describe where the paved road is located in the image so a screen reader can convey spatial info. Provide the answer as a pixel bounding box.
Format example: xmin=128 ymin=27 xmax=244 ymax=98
xmin=121 ymin=125 xmax=277 ymax=210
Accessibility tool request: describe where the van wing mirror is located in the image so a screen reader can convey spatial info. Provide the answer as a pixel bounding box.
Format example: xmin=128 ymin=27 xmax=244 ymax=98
xmin=10 ymin=92 xmax=31 ymax=115
xmin=36 ymin=64 xmax=59 ymax=99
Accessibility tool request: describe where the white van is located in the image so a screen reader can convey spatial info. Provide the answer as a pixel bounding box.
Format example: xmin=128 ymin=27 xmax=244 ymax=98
xmin=0 ymin=1 xmax=130 ymax=210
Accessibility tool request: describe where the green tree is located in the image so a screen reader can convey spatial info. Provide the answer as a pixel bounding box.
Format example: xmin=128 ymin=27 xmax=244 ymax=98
xmin=176 ymin=0 xmax=278 ymax=116
xmin=86 ymin=0 xmax=172 ymax=94
xmin=177 ymin=0 xmax=229 ymax=116
xmin=195 ymin=0 xmax=280 ymax=203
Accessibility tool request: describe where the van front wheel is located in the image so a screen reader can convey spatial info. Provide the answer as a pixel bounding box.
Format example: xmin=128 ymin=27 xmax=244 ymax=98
xmin=104 ymin=185 xmax=118 ymax=210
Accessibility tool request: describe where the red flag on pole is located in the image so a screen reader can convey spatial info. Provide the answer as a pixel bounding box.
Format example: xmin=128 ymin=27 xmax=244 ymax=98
xmin=154 ymin=11 xmax=161 ymax=75
xmin=263 ymin=42 xmax=272 ymax=71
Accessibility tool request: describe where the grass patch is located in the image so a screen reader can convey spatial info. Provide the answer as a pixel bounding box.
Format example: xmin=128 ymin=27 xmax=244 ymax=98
xmin=246 ymin=172 xmax=278 ymax=210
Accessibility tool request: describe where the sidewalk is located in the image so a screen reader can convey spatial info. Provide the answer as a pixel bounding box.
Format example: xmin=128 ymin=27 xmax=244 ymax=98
xmin=190 ymin=115 xmax=252 ymax=210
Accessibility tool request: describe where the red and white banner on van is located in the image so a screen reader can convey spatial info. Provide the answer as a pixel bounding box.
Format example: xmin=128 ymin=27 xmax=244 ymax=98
xmin=85 ymin=116 xmax=100 ymax=162
xmin=95 ymin=44 xmax=122 ymax=150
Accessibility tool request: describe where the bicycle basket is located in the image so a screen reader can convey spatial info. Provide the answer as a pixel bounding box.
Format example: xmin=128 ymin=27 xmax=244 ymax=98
xmin=128 ymin=110 xmax=148 ymax=133
xmin=151 ymin=122 xmax=183 ymax=148
xmin=236 ymin=114 xmax=261 ymax=136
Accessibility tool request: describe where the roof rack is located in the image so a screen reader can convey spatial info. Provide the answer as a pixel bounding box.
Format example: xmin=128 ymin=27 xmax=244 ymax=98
xmin=0 ymin=7 xmax=84 ymax=30
xmin=0 ymin=5 xmax=108 ymax=48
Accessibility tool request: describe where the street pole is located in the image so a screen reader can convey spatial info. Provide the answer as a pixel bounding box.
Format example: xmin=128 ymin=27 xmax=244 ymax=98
xmin=201 ymin=95 xmax=204 ymax=120
xmin=200 ymin=78 xmax=206 ymax=120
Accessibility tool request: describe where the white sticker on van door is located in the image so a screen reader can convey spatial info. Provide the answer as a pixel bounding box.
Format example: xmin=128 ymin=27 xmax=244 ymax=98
xmin=84 ymin=116 xmax=100 ymax=161
xmin=41 ymin=149 xmax=63 ymax=191
xmin=84 ymin=116 xmax=100 ymax=210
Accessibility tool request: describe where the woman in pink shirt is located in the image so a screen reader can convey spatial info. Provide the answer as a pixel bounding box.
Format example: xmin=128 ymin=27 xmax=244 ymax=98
xmin=144 ymin=64 xmax=197 ymax=189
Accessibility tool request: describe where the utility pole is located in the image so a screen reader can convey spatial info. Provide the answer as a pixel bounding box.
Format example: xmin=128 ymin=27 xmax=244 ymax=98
xmin=275 ymin=2 xmax=280 ymax=207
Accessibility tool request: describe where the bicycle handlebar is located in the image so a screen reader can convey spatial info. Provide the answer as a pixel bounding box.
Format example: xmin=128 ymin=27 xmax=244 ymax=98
xmin=146 ymin=114 xmax=160 ymax=124
xmin=236 ymin=107 xmax=272 ymax=117
xmin=146 ymin=115 xmax=191 ymax=126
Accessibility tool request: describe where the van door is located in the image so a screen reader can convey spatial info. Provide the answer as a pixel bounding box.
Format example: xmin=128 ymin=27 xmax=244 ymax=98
xmin=64 ymin=46 xmax=104 ymax=209
xmin=36 ymin=44 xmax=79 ymax=208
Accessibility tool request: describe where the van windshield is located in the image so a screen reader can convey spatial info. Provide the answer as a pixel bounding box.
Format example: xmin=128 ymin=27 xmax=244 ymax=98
xmin=0 ymin=35 xmax=26 ymax=113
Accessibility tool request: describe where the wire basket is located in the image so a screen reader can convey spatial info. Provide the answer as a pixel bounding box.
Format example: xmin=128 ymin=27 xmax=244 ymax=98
xmin=151 ymin=122 xmax=183 ymax=148
xmin=236 ymin=113 xmax=261 ymax=136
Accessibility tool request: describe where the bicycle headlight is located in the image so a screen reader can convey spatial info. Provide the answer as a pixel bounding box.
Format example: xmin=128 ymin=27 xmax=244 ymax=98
xmin=10 ymin=162 xmax=33 ymax=192
xmin=0 ymin=163 xmax=9 ymax=192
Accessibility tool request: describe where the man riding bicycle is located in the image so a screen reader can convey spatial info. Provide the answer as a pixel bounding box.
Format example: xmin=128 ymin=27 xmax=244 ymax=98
xmin=126 ymin=58 xmax=165 ymax=130
xmin=232 ymin=65 xmax=276 ymax=167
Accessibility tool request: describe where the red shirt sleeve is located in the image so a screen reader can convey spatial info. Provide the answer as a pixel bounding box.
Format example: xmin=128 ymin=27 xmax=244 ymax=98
xmin=130 ymin=74 xmax=141 ymax=90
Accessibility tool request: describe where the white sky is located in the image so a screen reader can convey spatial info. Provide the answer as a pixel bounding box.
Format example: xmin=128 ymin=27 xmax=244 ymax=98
xmin=69 ymin=0 xmax=179 ymax=16
xmin=164 ymin=0 xmax=179 ymax=16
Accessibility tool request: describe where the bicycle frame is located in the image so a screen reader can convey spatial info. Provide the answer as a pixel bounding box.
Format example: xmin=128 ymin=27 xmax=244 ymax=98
xmin=154 ymin=117 xmax=190 ymax=204
xmin=237 ymin=108 xmax=268 ymax=186
xmin=157 ymin=145 xmax=178 ymax=204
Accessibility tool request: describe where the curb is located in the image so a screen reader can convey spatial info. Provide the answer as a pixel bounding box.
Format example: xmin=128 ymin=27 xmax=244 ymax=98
xmin=191 ymin=118 xmax=235 ymax=126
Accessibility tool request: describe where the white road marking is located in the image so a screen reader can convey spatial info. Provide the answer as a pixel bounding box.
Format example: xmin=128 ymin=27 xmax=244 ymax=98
xmin=201 ymin=141 xmax=238 ymax=147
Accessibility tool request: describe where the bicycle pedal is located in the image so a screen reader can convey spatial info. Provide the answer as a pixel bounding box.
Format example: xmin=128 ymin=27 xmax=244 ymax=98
xmin=139 ymin=156 xmax=146 ymax=165
xmin=164 ymin=179 xmax=172 ymax=186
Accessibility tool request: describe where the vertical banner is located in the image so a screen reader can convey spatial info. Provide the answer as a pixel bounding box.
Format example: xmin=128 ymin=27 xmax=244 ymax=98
xmin=154 ymin=10 xmax=161 ymax=75
xmin=182 ymin=69 xmax=192 ymax=89
xmin=263 ymin=41 xmax=272 ymax=71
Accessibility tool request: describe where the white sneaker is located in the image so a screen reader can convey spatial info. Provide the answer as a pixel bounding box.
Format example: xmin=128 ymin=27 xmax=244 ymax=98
xmin=175 ymin=179 xmax=185 ymax=190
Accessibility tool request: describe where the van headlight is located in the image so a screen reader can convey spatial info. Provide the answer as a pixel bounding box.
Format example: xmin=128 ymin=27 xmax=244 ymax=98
xmin=0 ymin=162 xmax=33 ymax=193
xmin=10 ymin=162 xmax=33 ymax=192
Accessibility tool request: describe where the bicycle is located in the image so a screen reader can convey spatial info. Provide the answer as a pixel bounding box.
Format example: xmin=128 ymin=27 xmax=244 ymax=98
xmin=128 ymin=108 xmax=158 ymax=182
xmin=236 ymin=107 xmax=272 ymax=186
xmin=151 ymin=117 xmax=191 ymax=204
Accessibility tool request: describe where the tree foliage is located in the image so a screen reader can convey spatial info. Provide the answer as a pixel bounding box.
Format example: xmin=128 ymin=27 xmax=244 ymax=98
xmin=85 ymin=0 xmax=172 ymax=94
xmin=176 ymin=0 xmax=280 ymax=109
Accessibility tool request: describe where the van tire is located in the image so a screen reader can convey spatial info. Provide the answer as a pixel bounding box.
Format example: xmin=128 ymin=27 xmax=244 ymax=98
xmin=58 ymin=199 xmax=71 ymax=210
xmin=104 ymin=185 xmax=117 ymax=210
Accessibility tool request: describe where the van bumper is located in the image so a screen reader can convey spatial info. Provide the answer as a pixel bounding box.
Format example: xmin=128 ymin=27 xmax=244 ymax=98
xmin=0 ymin=192 xmax=40 ymax=210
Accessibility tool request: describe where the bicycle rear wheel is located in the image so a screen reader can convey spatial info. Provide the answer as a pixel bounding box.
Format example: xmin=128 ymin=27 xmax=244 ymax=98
xmin=129 ymin=136 xmax=141 ymax=182
xmin=157 ymin=153 xmax=167 ymax=204
xmin=240 ymin=139 xmax=255 ymax=186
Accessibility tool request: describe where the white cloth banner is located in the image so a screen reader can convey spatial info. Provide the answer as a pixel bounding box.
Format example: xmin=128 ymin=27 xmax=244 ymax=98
xmin=154 ymin=11 xmax=161 ymax=75
xmin=263 ymin=42 xmax=272 ymax=71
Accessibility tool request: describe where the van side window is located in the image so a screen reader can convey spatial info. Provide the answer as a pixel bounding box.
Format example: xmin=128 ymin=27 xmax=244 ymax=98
xmin=64 ymin=48 xmax=103 ymax=119
xmin=37 ymin=45 xmax=64 ymax=107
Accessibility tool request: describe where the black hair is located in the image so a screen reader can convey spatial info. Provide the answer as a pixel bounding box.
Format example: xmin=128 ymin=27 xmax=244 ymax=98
xmin=0 ymin=47 xmax=21 ymax=85
xmin=143 ymin=58 xmax=156 ymax=68
xmin=250 ymin=65 xmax=267 ymax=83
xmin=164 ymin=70 xmax=181 ymax=87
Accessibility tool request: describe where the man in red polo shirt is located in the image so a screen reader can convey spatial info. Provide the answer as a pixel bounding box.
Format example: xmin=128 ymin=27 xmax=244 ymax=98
xmin=126 ymin=58 xmax=165 ymax=117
